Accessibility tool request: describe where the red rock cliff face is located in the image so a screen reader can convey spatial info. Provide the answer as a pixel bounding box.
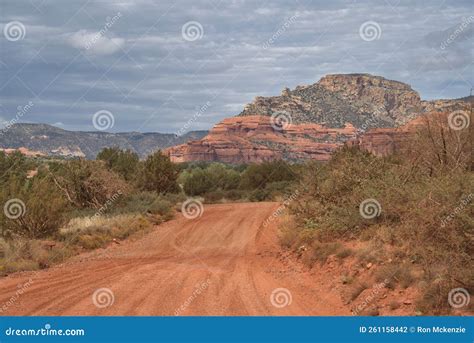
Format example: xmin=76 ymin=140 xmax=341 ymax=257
xmin=165 ymin=113 xmax=457 ymax=163
xmin=165 ymin=73 xmax=470 ymax=163
xmin=346 ymin=115 xmax=431 ymax=156
xmin=165 ymin=116 xmax=357 ymax=163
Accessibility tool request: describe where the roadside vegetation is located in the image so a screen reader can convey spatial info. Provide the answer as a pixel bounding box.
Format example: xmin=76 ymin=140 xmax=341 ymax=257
xmin=1 ymin=111 xmax=470 ymax=315
xmin=280 ymin=112 xmax=473 ymax=314
xmin=0 ymin=146 xmax=298 ymax=275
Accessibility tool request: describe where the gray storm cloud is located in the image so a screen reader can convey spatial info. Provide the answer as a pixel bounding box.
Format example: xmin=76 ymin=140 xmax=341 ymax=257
xmin=0 ymin=0 xmax=472 ymax=133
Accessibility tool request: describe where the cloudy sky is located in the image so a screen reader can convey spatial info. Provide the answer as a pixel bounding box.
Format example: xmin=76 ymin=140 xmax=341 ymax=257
xmin=0 ymin=0 xmax=472 ymax=133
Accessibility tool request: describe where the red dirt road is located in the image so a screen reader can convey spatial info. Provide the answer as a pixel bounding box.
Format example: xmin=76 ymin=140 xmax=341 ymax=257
xmin=0 ymin=202 xmax=350 ymax=316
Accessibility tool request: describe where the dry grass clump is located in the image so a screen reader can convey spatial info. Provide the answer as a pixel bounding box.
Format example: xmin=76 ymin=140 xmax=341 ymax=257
xmin=374 ymin=264 xmax=415 ymax=289
xmin=349 ymin=282 xmax=369 ymax=302
xmin=0 ymin=238 xmax=73 ymax=275
xmin=60 ymin=214 xmax=153 ymax=250
xmin=302 ymin=242 xmax=343 ymax=266
xmin=0 ymin=212 xmax=160 ymax=274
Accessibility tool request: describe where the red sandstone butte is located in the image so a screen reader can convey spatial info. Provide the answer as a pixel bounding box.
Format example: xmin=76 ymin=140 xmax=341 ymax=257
xmin=165 ymin=113 xmax=445 ymax=163
xmin=165 ymin=115 xmax=357 ymax=163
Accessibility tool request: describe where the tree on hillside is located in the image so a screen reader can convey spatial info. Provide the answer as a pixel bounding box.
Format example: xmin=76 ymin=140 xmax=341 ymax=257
xmin=49 ymin=160 xmax=130 ymax=209
xmin=0 ymin=151 xmax=34 ymax=184
xmin=137 ymin=151 xmax=179 ymax=193
xmin=97 ymin=147 xmax=139 ymax=181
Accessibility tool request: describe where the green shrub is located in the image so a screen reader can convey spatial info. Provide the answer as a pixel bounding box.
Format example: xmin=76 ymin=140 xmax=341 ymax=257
xmin=49 ymin=159 xmax=130 ymax=209
xmin=0 ymin=171 xmax=68 ymax=239
xmin=97 ymin=147 xmax=139 ymax=181
xmin=148 ymin=198 xmax=173 ymax=218
xmin=239 ymin=160 xmax=296 ymax=190
xmin=137 ymin=151 xmax=179 ymax=193
xmin=183 ymin=168 xmax=214 ymax=196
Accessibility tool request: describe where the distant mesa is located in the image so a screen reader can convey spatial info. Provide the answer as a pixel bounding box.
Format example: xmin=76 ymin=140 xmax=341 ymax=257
xmin=1 ymin=74 xmax=469 ymax=162
xmin=166 ymin=73 xmax=470 ymax=163
xmin=0 ymin=123 xmax=207 ymax=159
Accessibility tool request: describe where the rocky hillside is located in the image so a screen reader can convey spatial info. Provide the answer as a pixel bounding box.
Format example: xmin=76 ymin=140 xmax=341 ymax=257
xmin=239 ymin=73 xmax=465 ymax=128
xmin=0 ymin=123 xmax=207 ymax=159
xmin=167 ymin=74 xmax=469 ymax=163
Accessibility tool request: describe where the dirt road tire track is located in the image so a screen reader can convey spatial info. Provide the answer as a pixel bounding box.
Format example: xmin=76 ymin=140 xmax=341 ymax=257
xmin=0 ymin=202 xmax=350 ymax=316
